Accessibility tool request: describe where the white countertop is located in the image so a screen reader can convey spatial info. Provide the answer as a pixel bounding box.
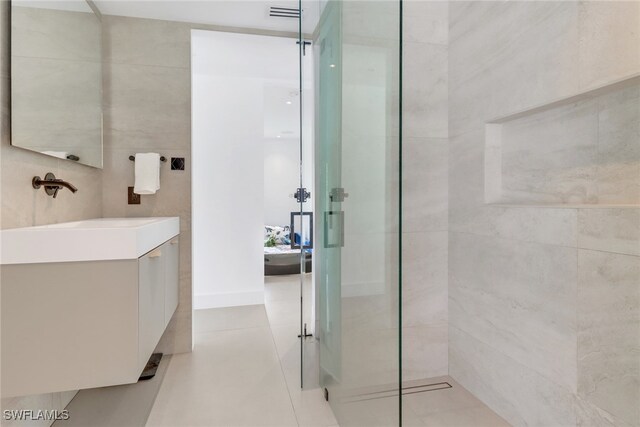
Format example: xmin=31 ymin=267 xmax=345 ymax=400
xmin=0 ymin=217 xmax=180 ymax=265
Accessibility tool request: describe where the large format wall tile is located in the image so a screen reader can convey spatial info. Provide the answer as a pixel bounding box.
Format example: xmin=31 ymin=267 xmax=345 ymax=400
xmin=402 ymin=324 xmax=448 ymax=381
xmin=11 ymin=6 xmax=101 ymax=62
xmin=577 ymin=1 xmax=640 ymax=91
xmin=578 ymin=208 xmax=640 ymax=256
xmin=574 ymin=395 xmax=632 ymax=427
xmin=11 ymin=56 xmax=102 ymax=164
xmin=402 ymin=138 xmax=448 ymax=233
xmin=596 ymin=85 xmax=640 ymax=204
xmin=449 ymin=2 xmax=639 ymax=424
xmin=403 ymin=41 xmax=448 ymax=139
xmin=10 ymin=5 xmax=103 ymax=168
xmin=402 ymin=231 xmax=447 ymax=327
xmin=449 ymin=132 xmax=578 ymax=246
xmin=403 ymin=0 xmax=447 ymax=46
xmin=450 ymin=232 xmax=577 ymax=390
xmin=103 ymin=16 xmax=193 ymax=355
xmin=578 ymin=249 xmax=640 ymax=426
xmin=342 ymin=1 xmax=399 ymax=44
xmin=104 ymin=63 xmax=190 ymax=151
xmin=499 ymin=98 xmax=600 ymax=204
xmin=103 ymin=16 xmax=190 ymax=68
xmin=401 ymin=0 xmax=449 ymax=385
xmin=487 ymin=83 xmax=639 ymax=205
xmin=449 ymin=1 xmax=581 ymax=137
xmin=449 ymin=326 xmax=577 ymax=427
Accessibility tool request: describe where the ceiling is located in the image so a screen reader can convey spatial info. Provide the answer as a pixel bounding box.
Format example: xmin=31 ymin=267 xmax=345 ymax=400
xmin=13 ymin=0 xmax=92 ymax=13
xmin=93 ymin=0 xmax=320 ymax=34
xmin=191 ymin=30 xmax=312 ymax=140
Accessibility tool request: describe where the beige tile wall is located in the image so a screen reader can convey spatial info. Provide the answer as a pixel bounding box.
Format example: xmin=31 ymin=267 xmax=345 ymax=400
xmin=448 ymin=1 xmax=640 ymax=425
xmin=101 ymin=15 xmax=193 ymax=355
xmin=401 ymin=0 xmax=449 ymax=382
xmin=100 ymin=15 xmax=294 ymax=356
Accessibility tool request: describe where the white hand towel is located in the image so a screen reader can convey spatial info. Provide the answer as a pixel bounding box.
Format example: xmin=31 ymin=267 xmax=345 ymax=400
xmin=133 ymin=153 xmax=161 ymax=195
xmin=42 ymin=151 xmax=68 ymax=160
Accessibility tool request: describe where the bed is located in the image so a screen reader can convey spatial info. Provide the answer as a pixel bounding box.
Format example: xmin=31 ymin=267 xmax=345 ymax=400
xmin=264 ymin=245 xmax=312 ymax=276
xmin=264 ymin=224 xmax=312 ymax=276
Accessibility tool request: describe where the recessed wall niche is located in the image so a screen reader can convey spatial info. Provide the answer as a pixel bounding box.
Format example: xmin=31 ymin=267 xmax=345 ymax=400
xmin=485 ymin=74 xmax=640 ymax=207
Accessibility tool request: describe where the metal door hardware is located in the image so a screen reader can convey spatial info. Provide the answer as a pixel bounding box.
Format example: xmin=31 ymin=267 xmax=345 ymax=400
xmin=297 ymin=323 xmax=313 ymax=338
xmin=329 ymin=188 xmax=348 ymax=202
xmin=293 ymin=187 xmax=311 ymax=203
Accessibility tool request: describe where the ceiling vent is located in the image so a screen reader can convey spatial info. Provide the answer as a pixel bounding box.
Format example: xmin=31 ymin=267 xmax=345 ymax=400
xmin=269 ymin=6 xmax=300 ymax=18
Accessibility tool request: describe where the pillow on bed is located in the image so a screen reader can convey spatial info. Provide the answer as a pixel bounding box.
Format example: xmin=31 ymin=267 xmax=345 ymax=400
xmin=264 ymin=225 xmax=291 ymax=245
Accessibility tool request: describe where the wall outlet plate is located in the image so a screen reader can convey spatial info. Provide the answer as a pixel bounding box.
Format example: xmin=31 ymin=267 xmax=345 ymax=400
xmin=128 ymin=187 xmax=141 ymax=205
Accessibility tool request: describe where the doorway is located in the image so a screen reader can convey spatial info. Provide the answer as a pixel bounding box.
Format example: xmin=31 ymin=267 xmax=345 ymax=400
xmin=191 ymin=28 xmax=316 ymax=389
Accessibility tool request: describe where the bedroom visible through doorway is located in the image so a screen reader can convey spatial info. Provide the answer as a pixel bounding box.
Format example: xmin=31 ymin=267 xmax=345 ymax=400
xmin=191 ymin=28 xmax=316 ymax=389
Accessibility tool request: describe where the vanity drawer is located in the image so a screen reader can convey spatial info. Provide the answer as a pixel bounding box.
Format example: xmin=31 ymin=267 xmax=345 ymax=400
xmin=164 ymin=237 xmax=179 ymax=326
xmin=138 ymin=246 xmax=166 ymax=373
xmin=1 ymin=234 xmax=180 ymax=398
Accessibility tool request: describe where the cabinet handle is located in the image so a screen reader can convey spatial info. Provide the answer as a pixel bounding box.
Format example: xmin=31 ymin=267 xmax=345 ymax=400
xmin=149 ymin=249 xmax=162 ymax=258
xmin=170 ymin=240 xmax=179 ymax=245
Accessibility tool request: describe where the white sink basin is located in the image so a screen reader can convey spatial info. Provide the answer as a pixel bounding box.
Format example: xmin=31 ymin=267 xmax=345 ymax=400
xmin=0 ymin=217 xmax=180 ymax=265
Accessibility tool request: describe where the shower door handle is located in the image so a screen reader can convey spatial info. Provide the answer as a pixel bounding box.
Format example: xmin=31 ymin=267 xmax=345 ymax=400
xmin=329 ymin=187 xmax=348 ymax=202
xmin=324 ymin=210 xmax=344 ymax=248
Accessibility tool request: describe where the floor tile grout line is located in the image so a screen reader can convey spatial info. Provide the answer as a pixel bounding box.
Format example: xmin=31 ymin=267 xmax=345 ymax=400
xmin=142 ymin=355 xmax=174 ymax=427
xmin=194 ymin=324 xmax=271 ymax=334
xmin=265 ymin=306 xmax=302 ymax=427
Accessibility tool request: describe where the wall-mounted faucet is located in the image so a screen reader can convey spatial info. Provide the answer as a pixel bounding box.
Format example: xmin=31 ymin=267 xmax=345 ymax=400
xmin=32 ymin=173 xmax=78 ymax=198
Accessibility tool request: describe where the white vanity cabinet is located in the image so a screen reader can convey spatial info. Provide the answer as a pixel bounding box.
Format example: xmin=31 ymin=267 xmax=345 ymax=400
xmin=138 ymin=237 xmax=179 ymax=374
xmin=0 ymin=217 xmax=180 ymax=398
xmin=164 ymin=237 xmax=180 ymax=327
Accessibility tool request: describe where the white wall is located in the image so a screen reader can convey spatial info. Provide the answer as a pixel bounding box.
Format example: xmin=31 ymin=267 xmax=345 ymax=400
xmin=264 ymin=137 xmax=299 ymax=227
xmin=192 ymin=30 xmax=312 ymax=309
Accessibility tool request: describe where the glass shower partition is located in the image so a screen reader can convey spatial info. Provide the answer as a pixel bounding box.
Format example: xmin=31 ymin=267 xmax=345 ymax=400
xmin=314 ymin=1 xmax=402 ymax=425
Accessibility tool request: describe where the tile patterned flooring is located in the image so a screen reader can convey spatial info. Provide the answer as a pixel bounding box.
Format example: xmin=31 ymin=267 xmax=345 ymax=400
xmin=146 ymin=275 xmax=337 ymax=427
xmin=146 ymin=274 xmax=510 ymax=427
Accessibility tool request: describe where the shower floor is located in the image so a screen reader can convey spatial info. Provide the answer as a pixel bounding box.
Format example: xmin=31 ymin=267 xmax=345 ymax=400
xmin=332 ymin=376 xmax=510 ymax=427
xmin=402 ymin=376 xmax=510 ymax=426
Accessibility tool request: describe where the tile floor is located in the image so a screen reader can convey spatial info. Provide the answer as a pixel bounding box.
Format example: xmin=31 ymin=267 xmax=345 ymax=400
xmin=402 ymin=377 xmax=510 ymax=427
xmin=53 ymin=274 xmax=509 ymax=427
xmin=145 ymin=274 xmax=337 ymax=427
xmin=146 ymin=274 xmax=510 ymax=427
xmin=54 ymin=355 xmax=170 ymax=427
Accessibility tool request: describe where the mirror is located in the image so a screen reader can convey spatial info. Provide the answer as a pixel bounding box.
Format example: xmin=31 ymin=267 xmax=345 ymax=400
xmin=10 ymin=0 xmax=103 ymax=168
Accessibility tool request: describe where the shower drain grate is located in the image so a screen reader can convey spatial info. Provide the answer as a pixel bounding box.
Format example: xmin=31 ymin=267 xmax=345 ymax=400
xmin=341 ymin=381 xmax=453 ymax=403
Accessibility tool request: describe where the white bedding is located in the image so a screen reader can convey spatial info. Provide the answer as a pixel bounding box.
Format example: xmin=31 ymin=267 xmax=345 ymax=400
xmin=263 ymin=244 xmax=301 ymax=255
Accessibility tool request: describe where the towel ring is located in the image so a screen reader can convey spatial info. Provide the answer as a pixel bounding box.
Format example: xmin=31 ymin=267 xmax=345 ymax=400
xmin=129 ymin=155 xmax=167 ymax=162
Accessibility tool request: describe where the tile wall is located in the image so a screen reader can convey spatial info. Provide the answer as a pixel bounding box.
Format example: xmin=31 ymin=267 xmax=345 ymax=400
xmin=448 ymin=2 xmax=640 ymax=425
xmin=402 ymin=0 xmax=449 ymax=382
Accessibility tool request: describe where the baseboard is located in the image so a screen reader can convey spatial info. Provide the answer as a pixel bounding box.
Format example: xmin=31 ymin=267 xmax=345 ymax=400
xmin=194 ymin=290 xmax=264 ymax=309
